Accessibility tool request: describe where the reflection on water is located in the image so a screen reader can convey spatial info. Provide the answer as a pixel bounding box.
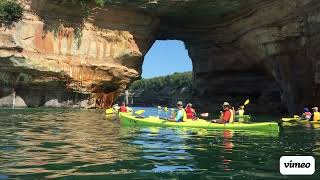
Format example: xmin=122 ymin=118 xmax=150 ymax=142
xmin=0 ymin=108 xmax=319 ymax=179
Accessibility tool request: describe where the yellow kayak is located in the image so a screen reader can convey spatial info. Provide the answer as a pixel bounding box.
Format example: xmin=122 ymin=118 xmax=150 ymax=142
xmin=281 ymin=117 xmax=300 ymax=122
xmin=119 ymin=113 xmax=279 ymax=132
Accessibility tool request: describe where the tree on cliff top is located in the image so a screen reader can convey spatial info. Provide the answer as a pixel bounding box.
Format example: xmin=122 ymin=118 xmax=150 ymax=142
xmin=0 ymin=0 xmax=23 ymax=24
xmin=129 ymin=72 xmax=193 ymax=92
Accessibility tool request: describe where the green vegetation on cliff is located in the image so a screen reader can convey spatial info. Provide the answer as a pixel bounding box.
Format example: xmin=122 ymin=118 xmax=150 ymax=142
xmin=0 ymin=0 xmax=23 ymax=23
xmin=71 ymin=0 xmax=107 ymax=7
xmin=129 ymin=72 xmax=192 ymax=92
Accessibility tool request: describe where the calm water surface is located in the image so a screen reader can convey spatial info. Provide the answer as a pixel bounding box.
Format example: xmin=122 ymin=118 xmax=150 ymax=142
xmin=0 ymin=108 xmax=319 ymax=179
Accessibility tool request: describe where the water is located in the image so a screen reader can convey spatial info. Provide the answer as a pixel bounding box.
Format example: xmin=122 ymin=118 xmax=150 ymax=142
xmin=0 ymin=108 xmax=319 ymax=179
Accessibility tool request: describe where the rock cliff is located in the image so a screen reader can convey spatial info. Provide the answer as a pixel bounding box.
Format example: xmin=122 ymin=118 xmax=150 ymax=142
xmin=1 ymin=0 xmax=320 ymax=114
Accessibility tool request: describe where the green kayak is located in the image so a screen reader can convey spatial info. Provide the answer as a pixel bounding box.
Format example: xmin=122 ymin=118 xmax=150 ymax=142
xmin=119 ymin=113 xmax=279 ymax=132
xmin=235 ymin=115 xmax=250 ymax=119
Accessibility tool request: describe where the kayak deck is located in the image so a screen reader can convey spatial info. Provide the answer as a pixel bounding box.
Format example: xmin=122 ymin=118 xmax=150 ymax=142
xmin=119 ymin=113 xmax=278 ymax=132
xmin=235 ymin=115 xmax=250 ymax=119
xmin=281 ymin=117 xmax=300 ymax=122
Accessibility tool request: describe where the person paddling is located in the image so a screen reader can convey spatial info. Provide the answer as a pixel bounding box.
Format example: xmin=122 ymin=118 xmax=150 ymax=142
xmin=310 ymin=107 xmax=320 ymax=122
xmin=169 ymin=101 xmax=186 ymax=122
xmin=237 ymin=106 xmax=245 ymax=116
xmin=119 ymin=102 xmax=128 ymax=112
xmin=301 ymin=107 xmax=311 ymax=120
xmin=112 ymin=104 xmax=120 ymax=113
xmin=212 ymin=102 xmax=232 ymax=123
xmin=185 ymin=103 xmax=197 ymax=120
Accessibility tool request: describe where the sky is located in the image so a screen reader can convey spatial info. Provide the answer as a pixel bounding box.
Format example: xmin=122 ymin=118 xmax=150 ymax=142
xmin=141 ymin=40 xmax=193 ymax=79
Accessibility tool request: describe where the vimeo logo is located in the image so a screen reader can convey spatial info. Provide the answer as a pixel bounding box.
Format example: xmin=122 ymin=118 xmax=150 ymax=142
xmin=280 ymin=156 xmax=315 ymax=175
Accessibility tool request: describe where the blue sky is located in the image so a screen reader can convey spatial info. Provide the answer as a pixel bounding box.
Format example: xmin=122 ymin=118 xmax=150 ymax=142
xmin=142 ymin=40 xmax=193 ymax=79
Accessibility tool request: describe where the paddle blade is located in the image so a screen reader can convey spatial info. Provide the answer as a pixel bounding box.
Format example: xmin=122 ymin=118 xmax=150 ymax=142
xmin=135 ymin=110 xmax=145 ymax=115
xmin=200 ymin=113 xmax=209 ymax=117
xmin=244 ymin=99 xmax=250 ymax=106
xmin=105 ymin=108 xmax=113 ymax=114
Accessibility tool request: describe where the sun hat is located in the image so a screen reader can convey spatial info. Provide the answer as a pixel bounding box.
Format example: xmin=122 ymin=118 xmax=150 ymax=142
xmin=222 ymin=102 xmax=230 ymax=107
xmin=312 ymin=107 xmax=318 ymax=111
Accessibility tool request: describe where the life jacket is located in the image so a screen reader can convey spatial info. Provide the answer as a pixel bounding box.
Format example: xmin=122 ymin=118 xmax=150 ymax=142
xmin=174 ymin=109 xmax=187 ymax=121
xmin=313 ymin=112 xmax=320 ymax=122
xmin=120 ymin=105 xmax=127 ymax=112
xmin=305 ymin=112 xmax=312 ymax=119
xmin=222 ymin=110 xmax=231 ymax=123
xmin=185 ymin=107 xmax=193 ymax=119
xmin=183 ymin=109 xmax=187 ymax=121
xmin=238 ymin=109 xmax=244 ymax=116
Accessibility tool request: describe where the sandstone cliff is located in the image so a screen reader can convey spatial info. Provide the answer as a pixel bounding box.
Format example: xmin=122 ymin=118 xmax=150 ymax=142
xmin=1 ymin=0 xmax=320 ymax=114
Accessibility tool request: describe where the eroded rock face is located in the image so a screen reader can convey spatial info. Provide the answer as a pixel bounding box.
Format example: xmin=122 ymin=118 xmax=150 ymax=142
xmin=0 ymin=0 xmax=158 ymax=108
xmin=1 ymin=0 xmax=319 ymax=113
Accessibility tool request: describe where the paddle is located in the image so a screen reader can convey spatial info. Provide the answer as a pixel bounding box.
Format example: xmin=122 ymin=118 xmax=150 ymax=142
xmin=243 ymin=99 xmax=250 ymax=106
xmin=134 ymin=110 xmax=145 ymax=118
xmin=200 ymin=113 xmax=209 ymax=117
xmin=135 ymin=110 xmax=145 ymax=115
xmin=105 ymin=108 xmax=114 ymax=114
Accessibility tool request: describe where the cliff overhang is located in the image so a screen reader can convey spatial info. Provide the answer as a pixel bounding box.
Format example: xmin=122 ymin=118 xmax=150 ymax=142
xmin=0 ymin=0 xmax=319 ymax=114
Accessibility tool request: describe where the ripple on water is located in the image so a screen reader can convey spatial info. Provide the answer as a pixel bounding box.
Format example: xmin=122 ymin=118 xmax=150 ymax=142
xmin=0 ymin=175 xmax=8 ymax=180
xmin=151 ymin=165 xmax=195 ymax=173
xmin=1 ymin=108 xmax=320 ymax=179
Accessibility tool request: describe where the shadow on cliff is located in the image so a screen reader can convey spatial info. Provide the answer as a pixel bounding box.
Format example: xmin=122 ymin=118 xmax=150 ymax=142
xmin=30 ymin=0 xmax=87 ymax=48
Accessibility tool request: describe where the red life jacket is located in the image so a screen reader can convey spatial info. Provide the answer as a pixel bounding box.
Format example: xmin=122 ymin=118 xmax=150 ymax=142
xmin=223 ymin=110 xmax=231 ymax=123
xmin=120 ymin=106 xmax=127 ymax=112
xmin=185 ymin=107 xmax=194 ymax=119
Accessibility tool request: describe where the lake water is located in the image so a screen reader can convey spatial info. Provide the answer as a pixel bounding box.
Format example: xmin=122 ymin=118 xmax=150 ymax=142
xmin=0 ymin=108 xmax=319 ymax=179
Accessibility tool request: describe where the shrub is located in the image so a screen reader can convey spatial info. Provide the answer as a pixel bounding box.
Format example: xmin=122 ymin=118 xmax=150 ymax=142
xmin=0 ymin=0 xmax=23 ymax=23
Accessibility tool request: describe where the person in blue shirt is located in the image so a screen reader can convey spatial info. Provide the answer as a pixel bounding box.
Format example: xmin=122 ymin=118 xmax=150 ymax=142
xmin=169 ymin=101 xmax=185 ymax=122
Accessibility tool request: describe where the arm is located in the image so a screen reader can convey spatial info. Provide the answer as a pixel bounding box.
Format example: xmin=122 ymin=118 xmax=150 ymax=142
xmin=219 ymin=111 xmax=223 ymax=120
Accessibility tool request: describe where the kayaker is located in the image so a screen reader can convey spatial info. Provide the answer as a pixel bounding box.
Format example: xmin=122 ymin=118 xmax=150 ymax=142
xmin=212 ymin=102 xmax=232 ymax=123
xmin=169 ymin=101 xmax=185 ymax=122
xmin=310 ymin=107 xmax=320 ymax=122
xmin=185 ymin=103 xmax=196 ymax=120
xmin=301 ymin=107 xmax=311 ymax=120
xmin=112 ymin=104 xmax=120 ymax=113
xmin=119 ymin=102 xmax=128 ymax=112
xmin=237 ymin=106 xmax=245 ymax=116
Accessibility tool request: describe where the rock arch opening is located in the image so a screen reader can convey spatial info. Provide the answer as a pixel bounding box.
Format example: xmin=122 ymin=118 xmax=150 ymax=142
xmin=142 ymin=40 xmax=193 ymax=78
xmin=124 ymin=40 xmax=194 ymax=107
